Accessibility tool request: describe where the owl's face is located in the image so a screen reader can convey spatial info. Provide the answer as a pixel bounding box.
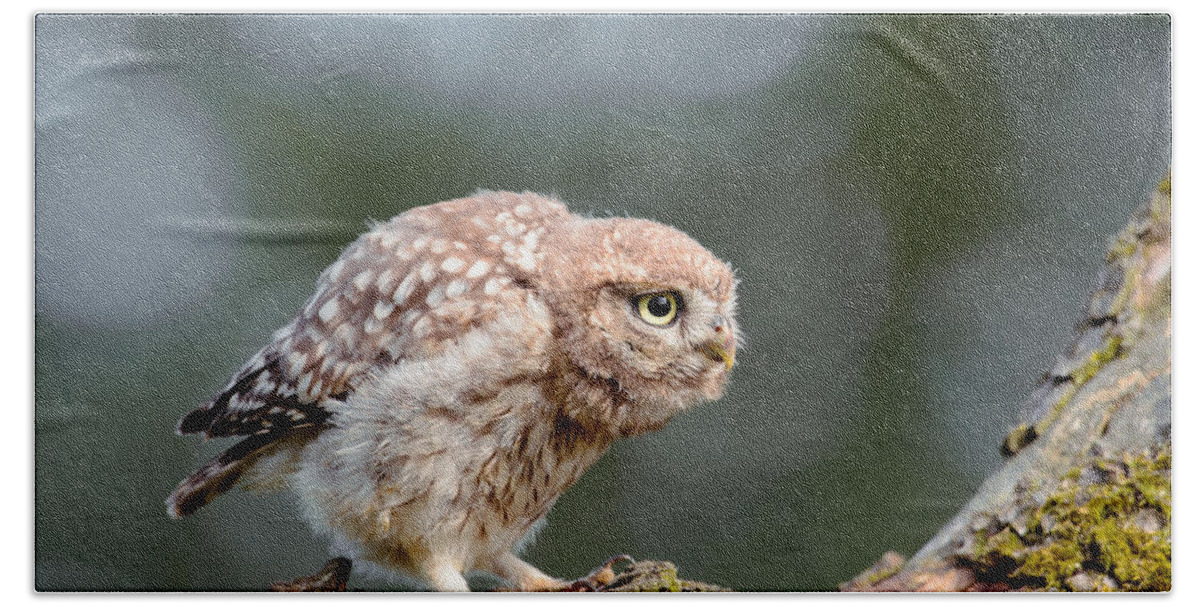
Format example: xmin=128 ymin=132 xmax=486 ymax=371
xmin=542 ymin=216 xmax=740 ymax=436
xmin=592 ymin=282 xmax=736 ymax=385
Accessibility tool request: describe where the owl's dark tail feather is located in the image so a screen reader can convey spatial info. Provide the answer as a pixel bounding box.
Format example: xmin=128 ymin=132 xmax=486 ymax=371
xmin=166 ymin=433 xmax=279 ymax=518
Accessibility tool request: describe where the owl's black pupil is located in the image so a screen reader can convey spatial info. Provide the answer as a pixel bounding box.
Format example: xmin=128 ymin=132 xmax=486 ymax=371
xmin=647 ymin=295 xmax=673 ymax=317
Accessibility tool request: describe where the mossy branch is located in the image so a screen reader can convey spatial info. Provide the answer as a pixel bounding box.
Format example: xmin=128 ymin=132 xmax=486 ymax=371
xmin=843 ymin=171 xmax=1172 ymax=592
xmin=269 ymin=557 xmax=727 ymax=592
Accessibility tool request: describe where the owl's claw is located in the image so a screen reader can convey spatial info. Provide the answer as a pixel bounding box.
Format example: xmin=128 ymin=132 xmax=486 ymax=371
xmin=557 ymin=554 xmax=637 ymax=592
xmin=558 ymin=579 xmax=599 ymax=592
xmin=269 ymin=557 xmax=353 ymax=592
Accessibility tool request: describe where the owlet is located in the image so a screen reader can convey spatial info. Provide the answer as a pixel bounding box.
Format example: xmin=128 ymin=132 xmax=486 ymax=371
xmin=167 ymin=191 xmax=740 ymax=591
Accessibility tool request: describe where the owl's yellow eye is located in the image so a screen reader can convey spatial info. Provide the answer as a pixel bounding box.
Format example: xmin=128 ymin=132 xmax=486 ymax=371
xmin=635 ymin=292 xmax=679 ymax=326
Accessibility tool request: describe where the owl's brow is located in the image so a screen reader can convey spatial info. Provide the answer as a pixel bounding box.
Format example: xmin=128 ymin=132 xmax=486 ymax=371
xmin=608 ymin=281 xmax=681 ymax=294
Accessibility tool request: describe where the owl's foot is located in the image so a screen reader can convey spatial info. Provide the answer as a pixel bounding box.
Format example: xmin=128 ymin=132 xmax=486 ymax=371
xmin=556 ymin=554 xmax=637 ymax=592
xmin=269 ymin=557 xmax=353 ymax=592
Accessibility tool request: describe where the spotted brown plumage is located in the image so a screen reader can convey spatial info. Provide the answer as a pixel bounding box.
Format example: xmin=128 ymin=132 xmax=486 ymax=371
xmin=167 ymin=190 xmax=741 ymax=591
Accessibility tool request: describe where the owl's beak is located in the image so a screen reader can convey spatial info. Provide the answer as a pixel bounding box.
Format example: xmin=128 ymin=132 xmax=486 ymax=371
xmin=701 ymin=330 xmax=737 ymax=371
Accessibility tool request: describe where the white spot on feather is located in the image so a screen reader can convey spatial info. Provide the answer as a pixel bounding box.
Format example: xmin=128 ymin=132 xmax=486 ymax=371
xmin=426 ymin=285 xmax=446 ymax=308
xmin=484 ymin=276 xmax=511 ymax=295
xmin=393 ymin=274 xmax=418 ymax=305
xmin=465 ymin=260 xmax=490 ymax=278
xmin=271 ymin=323 xmax=294 ymax=341
xmin=446 ymin=279 xmax=469 ymax=298
xmin=411 ymin=316 xmax=432 ymax=338
xmin=254 ymin=375 xmax=276 ymax=393
xmin=419 ymin=261 xmax=437 ymax=282
xmin=352 ymin=270 xmax=373 ymax=291
xmin=375 ymin=268 xmax=396 ymax=292
xmin=378 ymin=232 xmax=401 ymax=250
xmin=287 ymin=352 xmax=308 ymax=377
xmin=512 ymin=250 xmax=537 ymax=272
xmin=523 ymin=229 xmax=541 ymax=250
xmin=318 ymin=298 xmax=340 ymax=324
xmin=505 ymin=222 xmax=526 ymax=237
xmin=441 ymin=257 xmax=465 ymax=273
xmin=374 ymin=300 xmax=395 ymax=319
xmin=364 ymin=316 xmax=383 ymax=334
xmin=296 ymin=372 xmax=314 ymax=399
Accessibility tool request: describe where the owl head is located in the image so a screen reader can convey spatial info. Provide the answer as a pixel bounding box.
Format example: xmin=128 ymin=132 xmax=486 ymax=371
xmin=540 ymin=215 xmax=740 ymax=437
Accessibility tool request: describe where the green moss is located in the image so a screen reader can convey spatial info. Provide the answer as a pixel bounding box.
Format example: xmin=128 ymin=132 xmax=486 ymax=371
xmin=1073 ymin=335 xmax=1123 ymax=387
xmin=975 ymin=528 xmax=1023 ymax=561
xmin=1149 ymin=176 xmax=1171 ymax=227
xmin=1017 ymin=537 xmax=1084 ymax=589
xmin=859 ymin=559 xmax=905 ymax=587
xmin=1031 ymin=335 xmax=1125 ymax=440
xmin=600 ymin=561 xmax=727 ymax=592
xmin=969 ymin=448 xmax=1171 ymax=591
xmin=1106 ymin=237 xmax=1138 ymax=263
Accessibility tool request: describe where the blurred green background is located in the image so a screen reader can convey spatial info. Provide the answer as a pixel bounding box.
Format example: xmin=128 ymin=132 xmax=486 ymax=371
xmin=34 ymin=14 xmax=1170 ymax=591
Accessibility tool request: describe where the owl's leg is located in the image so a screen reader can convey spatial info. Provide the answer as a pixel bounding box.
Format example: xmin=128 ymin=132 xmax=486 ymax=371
xmin=423 ymin=557 xmax=471 ymax=592
xmin=484 ymin=552 xmax=565 ymax=591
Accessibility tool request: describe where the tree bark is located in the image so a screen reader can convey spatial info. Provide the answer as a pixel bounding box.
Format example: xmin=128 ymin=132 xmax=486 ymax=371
xmin=843 ymin=173 xmax=1172 ymax=592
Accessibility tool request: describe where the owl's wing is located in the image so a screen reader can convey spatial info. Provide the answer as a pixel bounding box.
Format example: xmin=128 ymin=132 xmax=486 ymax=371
xmin=169 ymin=225 xmax=426 ymax=517
xmin=176 ymin=253 xmax=389 ymax=441
xmin=174 ymin=318 xmax=348 ymax=440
